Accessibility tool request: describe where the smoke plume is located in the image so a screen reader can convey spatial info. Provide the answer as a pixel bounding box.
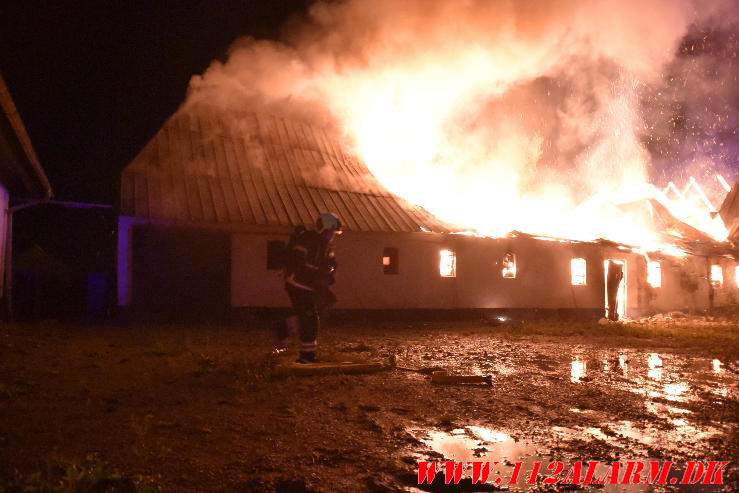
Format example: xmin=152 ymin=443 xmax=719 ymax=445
xmin=185 ymin=0 xmax=737 ymax=244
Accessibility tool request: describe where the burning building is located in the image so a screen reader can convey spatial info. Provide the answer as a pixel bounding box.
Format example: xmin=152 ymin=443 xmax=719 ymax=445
xmin=117 ymin=102 xmax=738 ymax=321
xmin=117 ymin=0 xmax=738 ymax=320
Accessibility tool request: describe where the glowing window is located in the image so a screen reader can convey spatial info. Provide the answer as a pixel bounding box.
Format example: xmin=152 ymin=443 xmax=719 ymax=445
xmin=439 ymin=249 xmax=456 ymax=277
xmin=502 ymin=253 xmax=516 ymax=278
xmin=735 ymin=266 xmax=739 ymax=287
xmin=710 ymin=265 xmax=723 ymax=286
xmin=571 ymin=258 xmax=586 ymax=285
xmin=647 ymin=261 xmax=662 ymax=288
xmin=383 ymin=247 xmax=398 ymax=275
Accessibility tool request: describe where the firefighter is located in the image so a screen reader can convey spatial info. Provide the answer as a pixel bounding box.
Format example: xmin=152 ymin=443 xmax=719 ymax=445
xmin=281 ymin=212 xmax=342 ymax=363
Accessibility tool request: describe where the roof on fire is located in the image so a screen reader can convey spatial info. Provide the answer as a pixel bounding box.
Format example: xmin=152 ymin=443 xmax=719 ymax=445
xmin=719 ymin=179 xmax=739 ymax=243
xmin=120 ymin=103 xmax=451 ymax=233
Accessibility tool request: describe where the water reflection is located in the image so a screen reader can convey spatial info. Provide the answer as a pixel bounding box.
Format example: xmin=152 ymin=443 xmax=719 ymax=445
xmin=645 ymin=401 xmax=691 ymax=416
xmin=467 ymin=425 xmax=510 ymax=444
xmin=647 ymin=353 xmax=663 ymax=381
xmin=618 ymin=353 xmax=629 ymax=377
xmin=414 ymin=426 xmax=540 ymax=470
xmin=555 ymin=422 xmax=655 ymax=448
xmin=554 ymin=419 xmax=720 ymax=456
xmin=663 ymin=382 xmax=689 ymax=401
xmin=570 ymin=357 xmax=586 ymax=383
xmin=413 ymin=426 xmax=657 ymax=492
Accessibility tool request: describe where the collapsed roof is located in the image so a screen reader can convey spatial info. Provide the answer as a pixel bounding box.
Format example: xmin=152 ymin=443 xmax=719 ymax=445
xmin=635 ymin=198 xmax=736 ymax=257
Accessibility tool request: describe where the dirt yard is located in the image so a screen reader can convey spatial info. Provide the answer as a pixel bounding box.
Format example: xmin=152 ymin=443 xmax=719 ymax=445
xmin=1 ymin=317 xmax=738 ymax=492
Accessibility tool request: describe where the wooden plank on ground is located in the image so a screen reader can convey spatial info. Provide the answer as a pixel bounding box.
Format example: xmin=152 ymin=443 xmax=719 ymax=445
xmin=271 ymin=360 xmax=389 ymax=378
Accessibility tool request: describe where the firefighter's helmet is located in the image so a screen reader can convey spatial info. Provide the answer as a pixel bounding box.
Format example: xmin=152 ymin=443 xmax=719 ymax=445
xmin=316 ymin=212 xmax=342 ymax=233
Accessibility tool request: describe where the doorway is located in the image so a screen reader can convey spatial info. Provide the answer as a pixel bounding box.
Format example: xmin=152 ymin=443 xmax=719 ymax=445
xmin=604 ymin=259 xmax=627 ymax=320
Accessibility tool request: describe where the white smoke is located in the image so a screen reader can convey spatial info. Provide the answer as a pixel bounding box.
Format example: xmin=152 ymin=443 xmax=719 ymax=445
xmin=183 ymin=0 xmax=736 ymax=242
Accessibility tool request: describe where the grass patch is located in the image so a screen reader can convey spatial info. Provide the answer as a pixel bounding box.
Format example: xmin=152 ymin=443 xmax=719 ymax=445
xmin=0 ymin=454 xmax=161 ymax=492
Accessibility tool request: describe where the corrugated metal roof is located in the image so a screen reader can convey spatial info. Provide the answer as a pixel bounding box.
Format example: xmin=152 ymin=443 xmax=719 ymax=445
xmin=121 ymin=104 xmax=451 ymax=233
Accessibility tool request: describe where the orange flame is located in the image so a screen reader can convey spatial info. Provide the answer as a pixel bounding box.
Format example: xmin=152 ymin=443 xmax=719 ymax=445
xmin=188 ymin=0 xmax=731 ymax=252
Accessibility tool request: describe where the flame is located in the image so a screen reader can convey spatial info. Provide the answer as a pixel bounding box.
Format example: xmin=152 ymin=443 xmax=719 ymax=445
xmin=314 ymin=45 xmax=728 ymax=252
xmin=501 ymin=253 xmax=516 ymax=278
xmin=710 ymin=264 xmax=724 ymax=286
xmin=320 ymin=68 xmax=728 ymax=250
xmin=439 ymin=249 xmax=456 ymax=277
xmin=187 ymin=0 xmax=733 ymax=252
xmin=647 ymin=261 xmax=662 ymax=288
xmin=571 ymin=258 xmax=587 ymax=285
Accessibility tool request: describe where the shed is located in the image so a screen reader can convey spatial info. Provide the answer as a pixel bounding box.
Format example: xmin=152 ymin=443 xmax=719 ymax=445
xmin=0 ymin=74 xmax=53 ymax=308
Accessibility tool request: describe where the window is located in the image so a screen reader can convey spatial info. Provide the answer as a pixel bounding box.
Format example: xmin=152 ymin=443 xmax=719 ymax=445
xmin=571 ymin=258 xmax=586 ymax=285
xmin=266 ymin=240 xmax=286 ymax=270
xmin=710 ymin=265 xmax=723 ymax=286
xmin=736 ymin=266 xmax=739 ymax=288
xmin=439 ymin=249 xmax=456 ymax=277
xmin=502 ymin=253 xmax=516 ymax=278
xmin=383 ymin=247 xmax=399 ymax=275
xmin=647 ymin=261 xmax=662 ymax=288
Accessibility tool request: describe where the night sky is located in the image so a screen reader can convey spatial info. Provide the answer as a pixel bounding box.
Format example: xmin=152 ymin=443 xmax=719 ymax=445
xmin=1 ymin=2 xmax=310 ymax=310
xmin=2 ymin=1 xmax=311 ymax=204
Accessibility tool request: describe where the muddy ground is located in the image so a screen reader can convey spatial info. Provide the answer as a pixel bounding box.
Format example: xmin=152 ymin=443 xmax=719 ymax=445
xmin=0 ymin=318 xmax=738 ymax=492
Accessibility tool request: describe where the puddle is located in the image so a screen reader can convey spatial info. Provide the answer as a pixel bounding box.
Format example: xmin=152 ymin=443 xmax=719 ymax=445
xmin=408 ymin=426 xmax=553 ymax=492
xmin=645 ymin=401 xmax=691 ymax=415
xmin=395 ymin=339 xmax=736 ymax=488
xmin=647 ymin=353 xmax=664 ymax=381
xmin=554 ymin=419 xmax=720 ymax=455
xmin=421 ymin=427 xmax=542 ymax=466
xmin=619 ymin=353 xmax=630 ymax=377
xmin=407 ymin=426 xmax=728 ymax=492
xmin=570 ymin=357 xmax=587 ymax=383
xmin=562 ymin=352 xmax=736 ymax=432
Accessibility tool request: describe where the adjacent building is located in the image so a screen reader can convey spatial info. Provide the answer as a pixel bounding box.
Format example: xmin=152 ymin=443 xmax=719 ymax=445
xmin=0 ymin=74 xmax=53 ymax=312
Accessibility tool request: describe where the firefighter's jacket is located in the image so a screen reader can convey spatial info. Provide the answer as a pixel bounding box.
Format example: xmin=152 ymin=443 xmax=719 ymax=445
xmin=284 ymin=226 xmax=337 ymax=291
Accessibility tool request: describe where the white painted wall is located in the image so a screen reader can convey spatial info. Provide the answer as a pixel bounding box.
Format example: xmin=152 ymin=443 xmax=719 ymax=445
xmin=120 ymin=223 xmax=717 ymax=315
xmin=230 ymin=231 xmax=608 ymax=310
xmin=647 ymin=256 xmax=711 ymax=314
xmin=709 ymin=258 xmax=739 ymax=308
xmin=231 ymin=232 xmax=290 ymax=308
xmin=329 ymin=231 xmax=454 ymax=309
xmin=452 ymin=236 xmax=604 ymax=309
xmin=230 ymin=231 xmax=457 ymax=309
